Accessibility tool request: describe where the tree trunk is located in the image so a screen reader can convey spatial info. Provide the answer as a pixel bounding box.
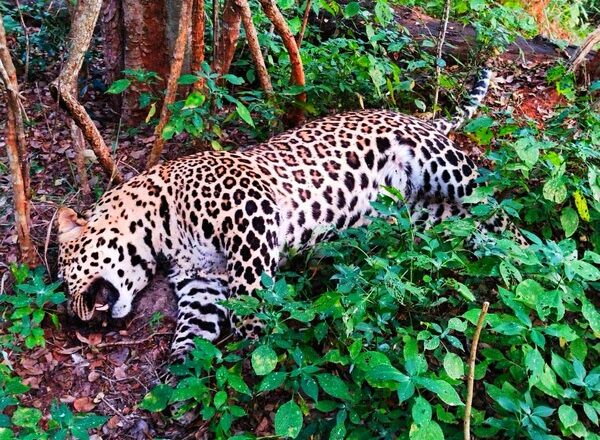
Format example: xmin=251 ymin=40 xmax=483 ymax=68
xmin=146 ymin=0 xmax=193 ymax=169
xmin=121 ymin=0 xmax=170 ymax=123
xmin=0 ymin=14 xmax=39 ymax=266
xmin=101 ymin=0 xmax=125 ymax=113
xmin=191 ymin=0 xmax=206 ymax=90
xmin=213 ymin=0 xmax=241 ymax=76
xmin=50 ymin=0 xmax=123 ymax=184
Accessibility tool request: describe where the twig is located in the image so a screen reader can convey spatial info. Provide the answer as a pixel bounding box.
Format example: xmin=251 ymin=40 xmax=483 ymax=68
xmin=464 ymin=301 xmax=489 ymax=440
xmin=432 ymin=0 xmax=451 ymax=118
xmin=96 ymin=331 xmax=172 ymax=348
xmin=296 ymin=0 xmax=311 ymax=48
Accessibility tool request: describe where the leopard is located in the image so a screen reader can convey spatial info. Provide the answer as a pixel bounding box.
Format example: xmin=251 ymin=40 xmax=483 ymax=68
xmin=57 ymin=69 xmax=525 ymax=363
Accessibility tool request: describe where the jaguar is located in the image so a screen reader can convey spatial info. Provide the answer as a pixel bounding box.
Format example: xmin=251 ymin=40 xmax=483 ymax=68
xmin=57 ymin=69 xmax=524 ymax=362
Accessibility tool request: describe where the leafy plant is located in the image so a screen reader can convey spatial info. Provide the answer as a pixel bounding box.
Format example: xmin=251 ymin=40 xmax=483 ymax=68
xmin=0 ymin=265 xmax=65 ymax=350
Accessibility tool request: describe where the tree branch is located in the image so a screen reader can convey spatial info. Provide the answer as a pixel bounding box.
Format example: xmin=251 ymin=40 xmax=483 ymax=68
xmin=236 ymin=0 xmax=273 ymax=95
xmin=258 ymin=0 xmax=306 ymax=125
xmin=50 ymin=0 xmax=123 ymax=184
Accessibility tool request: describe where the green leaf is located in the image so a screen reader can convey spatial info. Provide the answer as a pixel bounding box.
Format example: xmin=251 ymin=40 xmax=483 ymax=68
xmin=139 ymin=384 xmax=173 ymax=412
xmin=316 ymin=373 xmax=352 ymax=401
xmin=177 ymin=74 xmax=200 ymax=85
xmin=257 ymin=372 xmax=286 ymax=392
xmin=560 ymin=207 xmax=579 ymax=237
xmin=228 ymin=374 xmax=252 ymax=396
xmin=300 ymin=376 xmax=319 ymax=402
xmin=344 ymin=2 xmax=360 ymax=17
xmin=11 ymin=407 xmax=42 ymax=428
xmin=364 ymin=364 xmax=409 ymax=389
xmin=543 ymin=178 xmax=568 ymax=204
xmin=409 ymin=420 xmax=445 ymax=440
xmin=106 ymin=78 xmax=131 ymax=94
xmin=236 ymin=102 xmax=255 ymax=127
xmin=274 ymin=400 xmax=303 ymax=439
xmin=251 ymin=345 xmax=278 ymax=376
xmin=414 ymin=377 xmax=463 ymax=406
xmin=443 ymin=353 xmax=464 ymax=380
xmin=183 ymin=91 xmax=206 ymax=109
xmin=582 ymin=298 xmax=600 ymax=333
xmin=566 ymin=260 xmax=600 ymax=281
xmin=583 ymin=402 xmax=599 ymax=425
xmin=558 ymin=404 xmax=578 ymax=428
xmin=412 ymin=396 xmax=432 ymax=426
xmin=213 ymin=390 xmax=227 ymax=409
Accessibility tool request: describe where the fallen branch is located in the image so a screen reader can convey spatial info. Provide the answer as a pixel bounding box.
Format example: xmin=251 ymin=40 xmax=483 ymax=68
xmin=146 ymin=0 xmax=193 ymax=169
xmin=236 ymin=0 xmax=273 ymax=95
xmin=96 ymin=331 xmax=172 ymax=348
xmin=464 ymin=301 xmax=489 ymax=440
xmin=50 ymin=0 xmax=123 ymax=184
xmin=568 ymin=25 xmax=600 ymax=74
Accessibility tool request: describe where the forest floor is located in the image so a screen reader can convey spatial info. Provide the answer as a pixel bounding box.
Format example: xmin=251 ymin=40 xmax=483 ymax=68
xmin=0 ymin=55 xmax=566 ymax=438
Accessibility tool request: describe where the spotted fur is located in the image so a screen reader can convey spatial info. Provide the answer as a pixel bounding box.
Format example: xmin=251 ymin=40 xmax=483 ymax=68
xmin=57 ymin=70 xmax=523 ymax=363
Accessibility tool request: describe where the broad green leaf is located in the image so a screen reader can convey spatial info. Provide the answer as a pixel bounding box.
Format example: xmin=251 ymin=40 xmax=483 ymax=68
xmin=409 ymin=420 xmax=445 ymax=440
xmin=558 ymin=404 xmax=578 ymax=428
xmin=228 ymin=374 xmax=252 ymax=396
xmin=344 ymin=2 xmax=360 ymax=17
xmin=582 ymin=298 xmax=600 ymax=333
xmin=251 ymin=345 xmax=278 ymax=376
xmin=177 ymin=74 xmax=200 ymax=85
xmin=566 ymin=260 xmax=600 ymax=281
xmin=257 ymin=372 xmax=286 ymax=392
xmin=183 ymin=91 xmax=206 ymax=109
xmin=560 ymin=207 xmax=579 ymax=237
xmin=414 ymin=377 xmax=463 ymax=406
xmin=139 ymin=384 xmax=173 ymax=412
xmin=106 ymin=78 xmax=131 ymax=94
xmin=275 ymin=400 xmax=303 ymax=439
xmin=12 ymin=407 xmax=42 ymax=428
xmin=443 ymin=353 xmax=464 ymax=380
xmin=316 ymin=373 xmax=352 ymax=401
xmin=543 ymin=178 xmax=568 ymax=204
xmin=301 ymin=375 xmax=319 ymax=402
xmin=236 ymin=102 xmax=255 ymax=127
xmin=412 ymin=396 xmax=432 ymax=426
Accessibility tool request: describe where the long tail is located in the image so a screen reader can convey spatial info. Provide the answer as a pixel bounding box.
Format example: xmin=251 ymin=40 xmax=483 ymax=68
xmin=432 ymin=69 xmax=492 ymax=135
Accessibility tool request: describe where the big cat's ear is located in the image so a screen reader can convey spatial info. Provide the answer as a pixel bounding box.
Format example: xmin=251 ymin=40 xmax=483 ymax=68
xmin=57 ymin=207 xmax=88 ymax=243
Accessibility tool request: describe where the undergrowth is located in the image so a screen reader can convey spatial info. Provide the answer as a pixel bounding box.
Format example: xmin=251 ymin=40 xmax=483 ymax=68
xmin=134 ymin=71 xmax=600 ymax=439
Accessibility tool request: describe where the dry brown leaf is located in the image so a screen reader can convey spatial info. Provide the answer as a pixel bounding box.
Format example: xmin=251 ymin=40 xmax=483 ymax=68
xmin=74 ymin=396 xmax=96 ymax=412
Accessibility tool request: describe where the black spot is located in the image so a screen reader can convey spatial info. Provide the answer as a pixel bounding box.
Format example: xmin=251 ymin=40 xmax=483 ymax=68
xmin=376 ymin=137 xmax=391 ymax=153
xmin=441 ymin=170 xmax=451 ymax=183
xmin=344 ymin=172 xmax=355 ymax=192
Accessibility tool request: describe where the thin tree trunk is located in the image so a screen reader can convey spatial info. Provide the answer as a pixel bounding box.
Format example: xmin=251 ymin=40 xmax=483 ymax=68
xmin=146 ymin=0 xmax=193 ymax=169
xmin=50 ymin=0 xmax=123 ymax=184
xmin=236 ymin=0 xmax=272 ymax=95
xmin=258 ymin=0 xmax=305 ymax=125
xmin=296 ymin=0 xmax=311 ymax=48
xmin=213 ymin=0 xmax=241 ymax=76
xmin=191 ymin=0 xmax=206 ymax=90
xmin=0 ymin=15 xmax=39 ymax=265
